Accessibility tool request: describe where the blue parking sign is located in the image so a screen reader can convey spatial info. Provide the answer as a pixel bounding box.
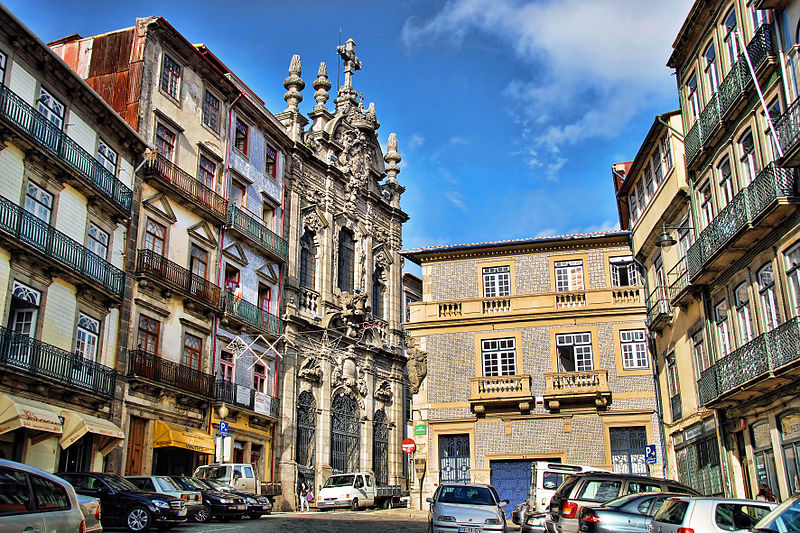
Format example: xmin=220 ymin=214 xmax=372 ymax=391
xmin=645 ymin=444 xmax=657 ymax=465
xmin=219 ymin=420 xmax=229 ymax=437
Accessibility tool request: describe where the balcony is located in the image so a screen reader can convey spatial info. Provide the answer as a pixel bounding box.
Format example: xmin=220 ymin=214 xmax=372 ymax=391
xmin=135 ymin=249 xmax=221 ymax=313
xmin=685 ymin=24 xmax=774 ymax=167
xmin=298 ymin=287 xmax=320 ymax=316
xmin=646 ymin=285 xmax=672 ymax=331
xmin=698 ymin=317 xmax=800 ymax=408
xmin=214 ymin=379 xmax=280 ymax=419
xmin=220 ymin=291 xmax=282 ymax=338
xmin=774 ymin=95 xmax=800 ymax=168
xmin=468 ymin=374 xmax=532 ymax=415
xmin=687 ymin=164 xmax=797 ymax=284
xmin=0 ymin=326 xmax=116 ymax=398
xmin=226 ymin=205 xmax=288 ymax=262
xmin=0 ymin=85 xmax=133 ymax=216
xmin=667 ymin=256 xmax=694 ymax=307
xmin=127 ymin=349 xmax=214 ymax=397
xmin=0 ymin=195 xmax=125 ymax=299
xmin=543 ymin=369 xmax=611 ymax=411
xmin=142 ymin=153 xmax=227 ymax=223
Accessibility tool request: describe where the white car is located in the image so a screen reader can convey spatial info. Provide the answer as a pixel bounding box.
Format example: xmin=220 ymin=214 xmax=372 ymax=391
xmin=427 ymin=483 xmax=508 ymax=533
xmin=649 ymin=496 xmax=776 ymax=533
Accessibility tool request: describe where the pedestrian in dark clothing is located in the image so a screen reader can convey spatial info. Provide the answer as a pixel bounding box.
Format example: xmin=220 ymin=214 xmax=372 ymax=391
xmin=756 ymin=484 xmax=777 ymax=502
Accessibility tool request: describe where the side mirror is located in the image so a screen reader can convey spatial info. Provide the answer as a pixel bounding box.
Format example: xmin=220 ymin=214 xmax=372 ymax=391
xmin=426 ymin=497 xmax=434 ymax=504
xmin=499 ymin=500 xmax=509 ymax=507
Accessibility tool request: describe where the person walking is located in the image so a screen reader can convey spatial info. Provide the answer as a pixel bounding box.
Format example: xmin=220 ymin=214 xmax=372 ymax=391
xmin=299 ymin=482 xmax=311 ymax=512
xmin=756 ymin=484 xmax=777 ymax=502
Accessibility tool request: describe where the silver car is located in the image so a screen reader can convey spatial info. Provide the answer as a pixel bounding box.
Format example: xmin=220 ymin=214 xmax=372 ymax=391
xmin=77 ymin=494 xmax=103 ymax=533
xmin=427 ymin=483 xmax=509 ymax=533
xmin=0 ymin=458 xmax=84 ymax=532
xmin=649 ymin=496 xmax=776 ymax=533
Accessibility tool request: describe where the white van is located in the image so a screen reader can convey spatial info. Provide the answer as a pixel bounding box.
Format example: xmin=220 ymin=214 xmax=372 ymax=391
xmin=317 ymin=472 xmax=402 ymax=510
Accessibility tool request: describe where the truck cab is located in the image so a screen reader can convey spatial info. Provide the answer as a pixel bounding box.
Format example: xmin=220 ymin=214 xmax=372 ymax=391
xmin=318 ymin=472 xmax=376 ymax=510
xmin=194 ymin=463 xmax=257 ymax=495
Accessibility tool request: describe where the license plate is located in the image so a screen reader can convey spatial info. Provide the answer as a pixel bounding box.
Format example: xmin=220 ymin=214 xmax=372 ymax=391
xmin=234 ymin=505 xmax=246 ymax=510
xmin=458 ymin=527 xmax=481 ymax=533
xmin=177 ymin=509 xmax=187 ymax=517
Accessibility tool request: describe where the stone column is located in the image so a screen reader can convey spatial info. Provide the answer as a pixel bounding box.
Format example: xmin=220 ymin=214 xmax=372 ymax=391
xmin=318 ymin=356 xmax=333 ymax=491
xmin=278 ymin=326 xmax=300 ymax=510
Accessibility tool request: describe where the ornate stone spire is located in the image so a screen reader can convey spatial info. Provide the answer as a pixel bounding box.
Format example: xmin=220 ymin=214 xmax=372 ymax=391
xmin=337 ymin=38 xmax=361 ymax=90
xmin=313 ymin=62 xmax=331 ymax=110
xmin=384 ymin=133 xmax=401 ymax=184
xmin=283 ymin=54 xmax=305 ymax=112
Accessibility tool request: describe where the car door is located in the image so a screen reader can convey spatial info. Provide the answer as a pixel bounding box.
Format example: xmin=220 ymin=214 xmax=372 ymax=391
xmin=0 ymin=466 xmax=44 ymax=533
xmin=353 ymin=475 xmax=367 ymax=504
xmin=363 ymin=474 xmax=375 ymax=505
xmin=242 ymin=466 xmax=255 ymax=494
xmin=32 ymin=474 xmax=83 ymax=533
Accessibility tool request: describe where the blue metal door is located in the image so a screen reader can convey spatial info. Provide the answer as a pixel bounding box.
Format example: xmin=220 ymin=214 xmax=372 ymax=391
xmin=490 ymin=460 xmax=533 ymax=513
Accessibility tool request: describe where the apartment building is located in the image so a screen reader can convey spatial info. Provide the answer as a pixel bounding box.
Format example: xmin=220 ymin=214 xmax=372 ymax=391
xmin=400 ymin=231 xmax=657 ymax=511
xmin=0 ymin=5 xmax=147 ymax=472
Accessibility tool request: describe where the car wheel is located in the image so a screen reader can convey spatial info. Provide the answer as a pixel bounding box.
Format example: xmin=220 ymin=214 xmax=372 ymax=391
xmin=383 ymin=498 xmax=393 ymax=509
xmin=193 ymin=503 xmax=211 ymax=523
xmin=351 ymin=498 xmax=359 ymax=511
xmin=126 ymin=506 xmax=152 ymax=532
xmin=249 ymin=513 xmax=263 ymax=519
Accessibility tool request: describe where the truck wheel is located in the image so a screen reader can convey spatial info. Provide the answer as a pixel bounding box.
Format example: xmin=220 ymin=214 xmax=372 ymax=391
xmin=351 ymin=498 xmax=359 ymax=511
xmin=383 ymin=498 xmax=393 ymax=509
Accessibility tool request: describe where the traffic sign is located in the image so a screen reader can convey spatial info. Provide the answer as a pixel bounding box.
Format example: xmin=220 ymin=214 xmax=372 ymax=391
xmin=219 ymin=420 xmax=229 ymax=437
xmin=401 ymin=438 xmax=416 ymax=454
xmin=645 ymin=444 xmax=657 ymax=465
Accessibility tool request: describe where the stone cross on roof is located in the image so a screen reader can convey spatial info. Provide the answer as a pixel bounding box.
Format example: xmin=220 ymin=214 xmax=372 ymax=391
xmin=337 ymin=38 xmax=361 ymax=90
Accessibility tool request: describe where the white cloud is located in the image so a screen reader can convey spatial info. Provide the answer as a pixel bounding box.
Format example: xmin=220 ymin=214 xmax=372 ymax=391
xmin=449 ymin=135 xmax=469 ymax=146
xmin=446 ymin=191 xmax=467 ymax=210
xmin=408 ymin=133 xmax=425 ymax=149
xmin=578 ymin=220 xmax=620 ymax=234
xmin=402 ymin=0 xmax=693 ymax=181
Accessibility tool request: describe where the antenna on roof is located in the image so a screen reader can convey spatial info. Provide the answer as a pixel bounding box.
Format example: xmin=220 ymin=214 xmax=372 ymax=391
xmin=337 ymin=28 xmax=342 ymax=92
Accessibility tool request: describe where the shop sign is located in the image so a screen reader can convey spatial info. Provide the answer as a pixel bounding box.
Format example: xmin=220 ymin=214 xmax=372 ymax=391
xmin=254 ymin=392 xmax=271 ymax=416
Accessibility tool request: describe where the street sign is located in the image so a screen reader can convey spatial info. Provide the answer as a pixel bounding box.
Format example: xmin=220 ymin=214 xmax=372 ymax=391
xmin=414 ymin=424 xmax=427 ymax=435
xmin=219 ymin=420 xmax=229 ymax=437
xmin=414 ymin=457 xmax=426 ymax=479
xmin=402 ymin=438 xmax=416 ymax=454
xmin=645 ymin=444 xmax=657 ymax=465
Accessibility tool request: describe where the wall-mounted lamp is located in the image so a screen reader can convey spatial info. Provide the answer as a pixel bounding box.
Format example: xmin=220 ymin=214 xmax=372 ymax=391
xmin=656 ymin=224 xmax=691 ymax=248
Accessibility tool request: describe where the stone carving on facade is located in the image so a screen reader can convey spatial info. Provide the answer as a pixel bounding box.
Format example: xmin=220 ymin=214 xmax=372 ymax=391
xmin=406 ymin=336 xmax=428 ymax=395
xmin=331 ymin=345 xmax=368 ymax=397
xmin=321 ymin=290 xmax=370 ymax=337
xmin=298 ymin=356 xmax=324 ymax=383
xmin=374 ymin=380 xmax=393 ymax=403
xmin=312 ymin=62 xmax=331 ymax=110
xmin=301 ymin=205 xmax=327 ymax=234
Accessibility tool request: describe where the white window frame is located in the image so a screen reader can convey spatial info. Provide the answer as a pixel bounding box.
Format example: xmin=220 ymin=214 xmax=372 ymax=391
xmin=734 ymin=282 xmax=754 ymax=344
xmin=699 ymin=182 xmax=714 ymax=229
xmin=785 ymin=243 xmax=800 ymax=318
xmin=704 ymin=41 xmax=720 ymax=94
xmin=620 ymin=329 xmax=648 ymax=370
xmin=759 ymin=263 xmax=779 ymax=331
xmin=97 ymin=139 xmax=118 ymax=175
xmin=556 ymin=332 xmax=593 ymax=372
xmin=661 ymin=134 xmax=673 ymax=171
xmin=693 ymin=329 xmax=711 ymax=375
xmin=666 ymin=353 xmax=680 ymax=398
xmin=555 ymin=260 xmax=584 ymax=292
xmin=715 ymin=300 xmax=731 ymax=356
xmin=717 ymin=156 xmax=734 ymax=209
xmin=75 ymin=313 xmax=100 ymax=362
xmin=738 ymin=129 xmax=759 ymax=186
xmin=160 ymin=54 xmax=181 ymax=100
xmin=483 ymin=266 xmax=510 ymax=298
xmin=686 ymin=74 xmax=701 ymax=122
xmin=652 ymin=146 xmax=663 ymax=185
xmin=481 ymin=338 xmax=516 ymax=377
xmin=87 ymin=222 xmax=109 ymax=260
xmin=25 ymin=181 xmax=53 ymax=223
xmin=610 ymin=256 xmax=639 ymax=287
xmin=37 ymin=87 xmax=65 ymax=129
xmin=723 ymin=8 xmax=740 ymax=69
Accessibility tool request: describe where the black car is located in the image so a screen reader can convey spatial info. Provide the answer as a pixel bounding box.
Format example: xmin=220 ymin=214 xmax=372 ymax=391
xmin=170 ymin=475 xmax=247 ymax=522
xmin=578 ymin=492 xmax=692 ymax=533
xmin=57 ymin=471 xmax=187 ymax=532
xmin=200 ymin=477 xmax=273 ymax=518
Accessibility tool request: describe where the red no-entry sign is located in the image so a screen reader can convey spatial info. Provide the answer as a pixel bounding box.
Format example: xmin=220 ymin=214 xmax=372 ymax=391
xmin=401 ymin=438 xmax=416 ymax=454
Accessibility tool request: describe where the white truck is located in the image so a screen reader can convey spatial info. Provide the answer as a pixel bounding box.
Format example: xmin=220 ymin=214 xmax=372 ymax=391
xmin=317 ymin=472 xmax=403 ymax=510
xmin=193 ymin=462 xmax=282 ymax=499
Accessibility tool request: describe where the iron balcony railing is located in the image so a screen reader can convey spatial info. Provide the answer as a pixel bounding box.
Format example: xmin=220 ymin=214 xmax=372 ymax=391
xmin=128 ymin=349 xmax=215 ymax=397
xmin=143 ymin=153 xmax=227 ymax=220
xmin=215 ymin=379 xmax=281 ymax=418
xmin=775 ymin=94 xmax=800 ymax=157
xmin=687 ymin=163 xmax=796 ymax=279
xmin=646 ymin=285 xmax=671 ymax=327
xmin=136 ymin=249 xmax=221 ymax=309
xmin=0 ymin=84 xmax=133 ymax=212
xmin=0 ymin=326 xmax=116 ymax=397
xmin=699 ymin=316 xmax=800 ymax=406
xmin=0 ymin=195 xmax=125 ymax=297
xmin=226 ymin=205 xmax=288 ymax=260
xmin=221 ymin=291 xmax=283 ymax=337
xmin=667 ymin=256 xmax=690 ymax=301
xmin=685 ymin=23 xmax=773 ymax=166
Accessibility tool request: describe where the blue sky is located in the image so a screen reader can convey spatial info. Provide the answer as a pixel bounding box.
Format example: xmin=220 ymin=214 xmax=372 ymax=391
xmin=5 ymin=0 xmax=694 ymax=268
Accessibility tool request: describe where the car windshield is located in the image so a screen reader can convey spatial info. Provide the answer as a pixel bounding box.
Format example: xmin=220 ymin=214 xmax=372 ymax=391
xmin=102 ymin=474 xmax=139 ymax=492
xmin=155 ymin=477 xmax=181 ymax=491
xmin=195 ymin=466 xmax=229 ymax=480
xmin=754 ymin=495 xmax=800 ymax=531
xmin=176 ymin=477 xmax=209 ymax=491
xmin=438 ymin=486 xmax=496 ymax=505
xmin=325 ymin=475 xmax=355 ymax=488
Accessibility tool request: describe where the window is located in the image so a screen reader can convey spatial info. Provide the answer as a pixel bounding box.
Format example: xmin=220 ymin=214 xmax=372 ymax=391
xmin=234 ymin=119 xmax=249 ymax=155
xmin=661 ymin=134 xmax=673 ymax=171
xmin=30 ymin=475 xmax=69 ymax=511
xmin=636 ymin=180 xmax=646 ymax=213
xmin=483 ymin=266 xmax=510 ymax=297
xmin=556 ymin=332 xmax=593 ymax=372
xmin=738 ymin=130 xmax=759 ymax=186
xmin=678 ymin=218 xmax=694 ymax=257
xmin=762 ymin=98 xmax=782 ymax=162
xmin=555 ymin=260 xmax=584 ymax=292
xmin=0 ymin=466 xmax=30 ymax=514
xmin=198 ymin=155 xmax=216 ymax=189
xmin=752 ymin=421 xmax=780 ymax=499
xmin=141 ymin=221 xmax=165 ymax=259
xmin=87 ymin=222 xmax=109 ymax=259
xmin=629 ymin=190 xmax=639 ymax=222
xmin=190 ymin=245 xmax=208 ymax=280
xmin=75 ymin=313 xmax=100 ymax=361
xmin=220 ymin=351 xmax=234 ymax=382
xmin=723 ymin=8 xmax=740 ymax=69
xmin=621 ymin=329 xmax=648 ymax=369
xmin=259 ymin=284 xmax=272 ymax=312
xmin=750 ymin=1 xmax=767 ymax=32
xmin=652 ymin=146 xmax=663 ymax=185
xmin=644 ymin=166 xmax=655 ymax=199
xmin=38 ymin=87 xmax=65 ymax=128
xmin=717 ymin=156 xmax=734 ymax=209
xmin=182 ymin=333 xmax=202 ymax=370
xmin=704 ymin=41 xmax=720 ymax=94
xmin=160 ymin=54 xmax=181 ymax=100
xmin=262 ymin=202 xmax=275 ymax=228
xmin=25 ymin=182 xmax=53 ymax=223
xmin=224 ymin=264 xmax=240 ymax=292
xmin=481 ymin=338 xmax=516 ymax=376
xmin=693 ymin=329 xmax=711 ymax=375
xmin=735 ymin=282 xmax=754 ymax=344
xmin=686 ymin=74 xmax=701 ymax=122
xmin=137 ymin=315 xmax=160 ymax=354
xmin=230 ymin=180 xmax=245 ymax=208
xmin=610 ymin=426 xmax=648 ymax=475
xmin=666 ymin=354 xmax=681 ymax=421
xmin=299 ymin=231 xmax=316 ymax=289
xmin=97 ymin=139 xmax=118 ymax=175
xmin=610 ymin=256 xmax=638 ymax=287
xmin=0 ymin=51 xmax=6 ymax=84
xmin=337 ymin=229 xmax=355 ymax=293
xmin=155 ymin=123 xmax=176 ymax=160
xmin=786 ymin=243 xmax=800 ymax=318
xmin=759 ymin=264 xmax=779 ymax=331
xmin=699 ymin=181 xmax=714 ymax=229
xmin=265 ymin=145 xmax=277 ymax=178
xmin=715 ymin=300 xmax=731 ymax=356
xmin=254 ymin=362 xmax=268 ymax=392
xmin=372 ymin=268 xmax=384 ymax=319
xmin=202 ymin=90 xmax=220 ymax=131
xmin=780 ymin=412 xmax=800 ymax=494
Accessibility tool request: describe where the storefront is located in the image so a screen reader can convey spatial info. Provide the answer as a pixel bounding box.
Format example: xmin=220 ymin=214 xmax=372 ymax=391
xmin=152 ymin=420 xmax=214 ymax=475
xmin=210 ymin=411 xmax=273 ymax=482
xmin=673 ymin=417 xmax=724 ymax=496
xmin=59 ymin=410 xmax=125 ymax=472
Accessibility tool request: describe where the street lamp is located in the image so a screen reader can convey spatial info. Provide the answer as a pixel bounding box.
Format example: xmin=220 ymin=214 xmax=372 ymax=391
xmin=656 ymin=224 xmax=684 ymax=248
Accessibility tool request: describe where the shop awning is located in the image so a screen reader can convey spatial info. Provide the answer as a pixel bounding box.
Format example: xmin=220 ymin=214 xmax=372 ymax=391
xmin=153 ymin=421 xmax=214 ymax=455
xmin=0 ymin=393 xmax=62 ymax=436
xmin=60 ymin=410 xmax=124 ymax=455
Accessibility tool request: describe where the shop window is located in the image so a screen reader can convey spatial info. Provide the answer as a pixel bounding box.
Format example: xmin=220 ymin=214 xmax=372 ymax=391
xmin=556 ymin=332 xmax=593 ymax=372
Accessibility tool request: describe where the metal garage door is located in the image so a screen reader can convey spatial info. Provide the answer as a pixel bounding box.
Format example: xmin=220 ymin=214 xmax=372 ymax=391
xmin=490 ymin=460 xmax=533 ymax=513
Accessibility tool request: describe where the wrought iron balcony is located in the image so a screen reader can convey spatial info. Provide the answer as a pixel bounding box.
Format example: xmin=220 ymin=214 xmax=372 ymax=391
xmin=214 ymin=379 xmax=280 ymax=419
xmin=127 ymin=348 xmax=214 ymax=397
xmin=667 ymin=256 xmax=692 ymax=306
xmin=142 ymin=153 xmax=227 ymax=222
xmin=646 ymin=285 xmax=671 ymax=331
xmin=469 ymin=374 xmax=532 ymax=415
xmin=0 ymin=195 xmax=125 ymax=298
xmin=221 ymin=291 xmax=282 ymax=337
xmin=136 ymin=249 xmax=222 ymax=311
xmin=687 ymin=163 xmax=796 ymax=282
xmin=0 ymin=326 xmax=116 ymax=397
xmin=226 ymin=205 xmax=288 ymax=261
xmin=773 ymin=95 xmax=800 ymax=168
xmin=0 ymin=84 xmax=133 ymax=214
xmin=543 ymin=369 xmax=611 ymax=411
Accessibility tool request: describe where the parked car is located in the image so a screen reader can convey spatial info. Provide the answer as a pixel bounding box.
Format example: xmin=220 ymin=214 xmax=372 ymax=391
xmin=126 ymin=475 xmax=202 ymax=517
xmin=77 ymin=494 xmax=103 ymax=533
xmin=169 ymin=475 xmax=247 ymax=523
xmin=199 ymin=477 xmax=272 ymax=518
xmin=513 ymin=501 xmax=527 ymax=524
xmin=578 ymin=492 xmax=690 ymax=533
xmin=427 ymin=483 xmax=508 ymax=533
xmin=317 ymin=472 xmax=403 ymax=510
xmin=753 ymin=493 xmax=800 ymax=532
xmin=648 ymin=496 xmax=776 ymax=533
xmin=0 ymin=459 xmax=85 ymax=532
xmin=57 ymin=471 xmax=187 ymax=532
xmin=546 ymin=471 xmax=699 ymax=533
xmin=522 ymin=511 xmax=548 ymax=533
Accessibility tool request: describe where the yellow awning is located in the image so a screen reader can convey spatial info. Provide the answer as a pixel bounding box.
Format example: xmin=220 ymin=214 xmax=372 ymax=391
xmin=153 ymin=421 xmax=214 ymax=455
xmin=60 ymin=410 xmax=125 ymax=455
xmin=0 ymin=394 xmax=62 ymax=436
